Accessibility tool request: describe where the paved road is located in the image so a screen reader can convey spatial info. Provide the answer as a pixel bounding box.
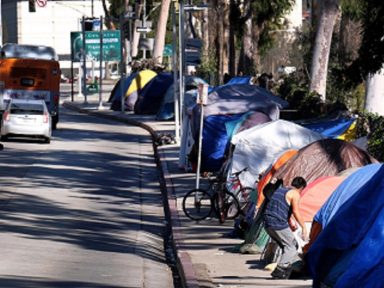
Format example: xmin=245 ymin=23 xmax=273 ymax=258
xmin=0 ymin=107 xmax=174 ymax=287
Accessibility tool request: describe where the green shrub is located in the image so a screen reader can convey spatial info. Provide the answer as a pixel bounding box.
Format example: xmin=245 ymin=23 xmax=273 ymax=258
xmin=356 ymin=112 xmax=384 ymax=162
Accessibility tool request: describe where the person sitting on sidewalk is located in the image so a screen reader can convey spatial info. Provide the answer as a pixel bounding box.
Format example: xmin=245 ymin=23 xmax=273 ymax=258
xmin=263 ymin=176 xmax=308 ymax=279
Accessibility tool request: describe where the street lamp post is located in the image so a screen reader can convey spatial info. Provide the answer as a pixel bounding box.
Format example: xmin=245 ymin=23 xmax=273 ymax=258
xmin=172 ymin=1 xmax=180 ymax=143
xmin=178 ymin=0 xmax=185 ymax=144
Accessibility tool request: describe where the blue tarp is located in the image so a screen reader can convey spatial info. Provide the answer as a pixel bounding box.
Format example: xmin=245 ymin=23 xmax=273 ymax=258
xmin=226 ymin=76 xmax=252 ymax=85
xmin=134 ymin=72 xmax=173 ymax=115
xmin=314 ymin=163 xmax=382 ymax=227
xmin=303 ymin=117 xmax=355 ymax=139
xmin=201 ymin=114 xmax=244 ymax=172
xmin=307 ymin=163 xmax=384 ymax=287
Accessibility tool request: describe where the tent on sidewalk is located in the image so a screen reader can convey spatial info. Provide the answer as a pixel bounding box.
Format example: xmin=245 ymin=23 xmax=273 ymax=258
xmin=198 ymin=111 xmax=272 ymax=172
xmin=156 ymin=76 xmax=208 ymax=120
xmin=302 ymin=117 xmax=356 ymax=140
xmin=110 ymin=69 xmax=157 ymax=111
xmin=256 ymin=149 xmax=298 ymax=208
xmin=184 ymin=84 xmax=287 ymax=173
xmin=299 ymin=176 xmax=346 ymax=225
xmin=134 ymin=72 xmax=173 ymax=115
xmin=108 ymin=73 xmax=137 ymax=106
xmin=229 ymin=119 xmax=324 ymax=189
xmin=273 ymin=138 xmax=377 ymax=187
xmin=304 ymin=163 xmax=382 ymax=254
xmin=306 ymin=163 xmax=384 ymax=287
xmin=239 ymin=139 xmax=377 ymax=254
xmin=195 ymin=84 xmax=289 ymax=119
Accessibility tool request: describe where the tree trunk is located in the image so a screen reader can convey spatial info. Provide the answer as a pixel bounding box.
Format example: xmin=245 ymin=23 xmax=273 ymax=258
xmin=309 ymin=0 xmax=340 ymax=101
xmin=365 ymin=68 xmax=384 ymax=115
xmin=131 ymin=3 xmax=143 ymax=58
xmin=153 ymin=0 xmax=171 ymax=64
xmin=228 ymin=0 xmax=236 ymax=77
xmin=338 ymin=15 xmax=361 ymax=66
xmin=221 ymin=1 xmax=230 ymax=82
xmin=215 ymin=2 xmax=224 ymax=83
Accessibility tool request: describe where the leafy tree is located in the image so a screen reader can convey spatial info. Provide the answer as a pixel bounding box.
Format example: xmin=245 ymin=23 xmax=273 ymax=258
xmin=235 ymin=0 xmax=295 ymax=75
xmin=351 ymin=0 xmax=384 ymax=79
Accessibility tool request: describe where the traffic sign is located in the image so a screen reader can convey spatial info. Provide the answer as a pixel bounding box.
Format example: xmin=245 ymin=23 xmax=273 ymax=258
xmin=36 ymin=0 xmax=47 ymax=7
xmin=185 ymin=51 xmax=201 ymax=66
xmin=136 ymin=27 xmax=152 ymax=33
xmin=85 ymin=30 xmax=121 ymax=61
xmin=70 ymin=30 xmax=121 ymax=62
xmin=163 ymin=44 xmax=173 ymax=57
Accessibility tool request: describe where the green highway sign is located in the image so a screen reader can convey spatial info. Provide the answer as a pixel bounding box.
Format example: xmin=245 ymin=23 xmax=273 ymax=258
xmin=163 ymin=44 xmax=173 ymax=57
xmin=71 ymin=30 xmax=121 ymax=62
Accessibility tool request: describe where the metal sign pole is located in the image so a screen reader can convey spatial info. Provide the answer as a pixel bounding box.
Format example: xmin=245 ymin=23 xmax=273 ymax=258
xmin=172 ymin=2 xmax=180 ymax=143
xmin=120 ymin=14 xmax=125 ymax=112
xmin=98 ymin=16 xmax=104 ymax=110
xmin=71 ymin=61 xmax=74 ymax=102
xmin=82 ymin=16 xmax=88 ymax=103
xmin=195 ymin=84 xmax=208 ymax=190
xmin=178 ymin=1 xmax=185 ymax=144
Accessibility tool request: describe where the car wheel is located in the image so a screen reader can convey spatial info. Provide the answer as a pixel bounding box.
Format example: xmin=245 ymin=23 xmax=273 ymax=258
xmin=1 ymin=135 xmax=8 ymax=141
xmin=44 ymin=137 xmax=51 ymax=144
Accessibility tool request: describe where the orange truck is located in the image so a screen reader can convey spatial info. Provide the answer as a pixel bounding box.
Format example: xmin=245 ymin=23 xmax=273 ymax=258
xmin=0 ymin=43 xmax=61 ymax=129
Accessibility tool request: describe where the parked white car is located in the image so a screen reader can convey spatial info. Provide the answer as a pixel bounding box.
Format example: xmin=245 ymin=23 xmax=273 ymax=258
xmin=1 ymin=99 xmax=52 ymax=143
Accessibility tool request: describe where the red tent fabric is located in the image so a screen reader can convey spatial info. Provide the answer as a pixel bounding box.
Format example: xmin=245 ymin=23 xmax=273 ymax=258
xmin=299 ymin=176 xmax=345 ymax=222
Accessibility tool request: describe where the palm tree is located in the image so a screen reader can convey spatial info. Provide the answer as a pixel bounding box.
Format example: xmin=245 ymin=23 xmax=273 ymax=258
xmin=309 ymin=0 xmax=340 ymax=101
xmin=152 ymin=0 xmax=171 ymax=64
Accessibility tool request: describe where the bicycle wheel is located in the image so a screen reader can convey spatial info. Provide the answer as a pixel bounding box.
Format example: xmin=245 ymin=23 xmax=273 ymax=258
xmin=224 ymin=191 xmax=241 ymax=220
xmin=235 ymin=187 xmax=254 ymax=213
xmin=213 ymin=191 xmax=241 ymax=223
xmin=182 ymin=189 xmax=213 ymax=221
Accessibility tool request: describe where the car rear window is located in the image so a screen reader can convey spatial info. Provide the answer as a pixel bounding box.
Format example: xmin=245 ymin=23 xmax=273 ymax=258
xmin=10 ymin=103 xmax=44 ymax=115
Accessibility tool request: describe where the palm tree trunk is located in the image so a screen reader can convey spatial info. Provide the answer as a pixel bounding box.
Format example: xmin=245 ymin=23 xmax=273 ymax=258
xmin=309 ymin=0 xmax=340 ymax=101
xmin=153 ymin=0 xmax=171 ymax=64
xmin=365 ymin=68 xmax=384 ymax=115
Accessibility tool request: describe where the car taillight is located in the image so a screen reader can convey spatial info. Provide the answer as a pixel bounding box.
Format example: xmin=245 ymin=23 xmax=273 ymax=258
xmin=43 ymin=112 xmax=49 ymax=123
xmin=3 ymin=111 xmax=9 ymax=121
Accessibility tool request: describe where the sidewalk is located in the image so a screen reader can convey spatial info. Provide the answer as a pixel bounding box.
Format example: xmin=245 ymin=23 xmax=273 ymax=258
xmin=62 ymin=85 xmax=312 ymax=288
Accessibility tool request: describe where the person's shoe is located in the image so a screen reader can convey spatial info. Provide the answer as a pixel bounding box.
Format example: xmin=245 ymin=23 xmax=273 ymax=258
xmin=271 ymin=264 xmax=293 ymax=279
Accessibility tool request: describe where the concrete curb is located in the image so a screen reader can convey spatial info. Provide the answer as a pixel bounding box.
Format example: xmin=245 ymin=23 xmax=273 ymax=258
xmin=62 ymin=101 xmax=199 ymax=288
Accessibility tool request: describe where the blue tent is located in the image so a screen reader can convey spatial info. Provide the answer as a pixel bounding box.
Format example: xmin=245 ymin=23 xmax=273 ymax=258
xmin=109 ymin=73 xmax=137 ymax=110
xmin=134 ymin=72 xmax=173 ymax=115
xmin=156 ymin=76 xmax=209 ymax=120
xmin=200 ymin=114 xmax=244 ymax=172
xmin=307 ymin=163 xmax=384 ymax=287
xmin=197 ymin=111 xmax=271 ymax=172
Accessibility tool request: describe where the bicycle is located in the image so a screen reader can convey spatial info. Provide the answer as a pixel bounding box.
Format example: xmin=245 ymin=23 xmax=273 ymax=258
xmin=182 ymin=167 xmax=253 ymax=223
xmin=225 ymin=167 xmax=255 ymax=217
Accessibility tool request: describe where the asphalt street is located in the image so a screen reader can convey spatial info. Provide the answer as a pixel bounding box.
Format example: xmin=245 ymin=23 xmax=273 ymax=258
xmin=0 ymin=105 xmax=174 ymax=287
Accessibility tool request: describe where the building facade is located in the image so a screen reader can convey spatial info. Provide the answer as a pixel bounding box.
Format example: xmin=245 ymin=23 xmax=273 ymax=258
xmin=1 ymin=0 xmax=104 ymax=70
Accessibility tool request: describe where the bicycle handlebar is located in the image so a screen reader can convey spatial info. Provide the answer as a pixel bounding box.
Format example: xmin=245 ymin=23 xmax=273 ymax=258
xmin=231 ymin=167 xmax=248 ymax=177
